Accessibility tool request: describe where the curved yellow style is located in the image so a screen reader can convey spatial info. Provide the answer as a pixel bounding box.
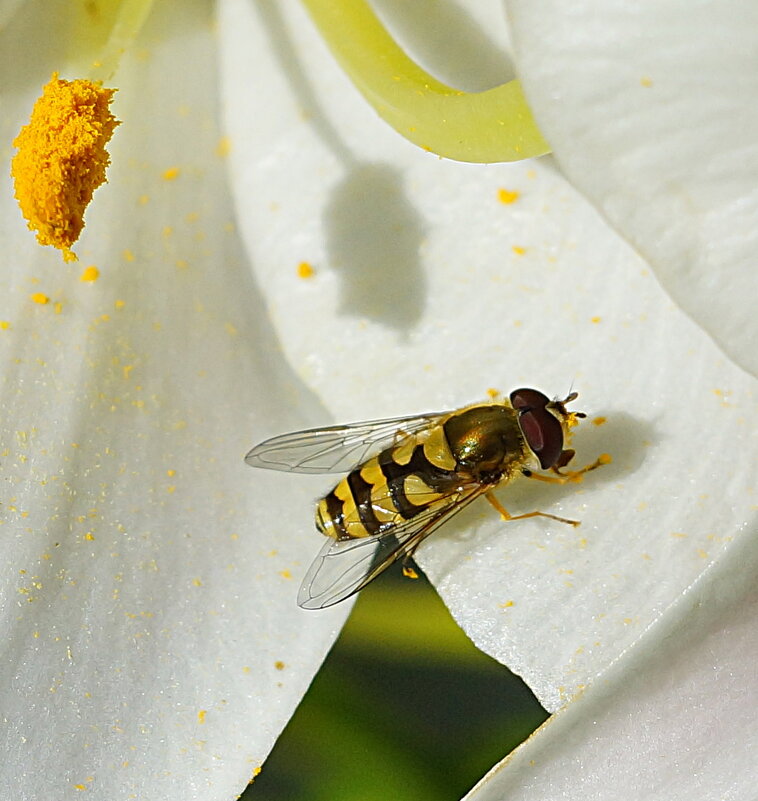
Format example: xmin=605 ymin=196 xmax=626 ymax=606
xmin=301 ymin=0 xmax=550 ymax=163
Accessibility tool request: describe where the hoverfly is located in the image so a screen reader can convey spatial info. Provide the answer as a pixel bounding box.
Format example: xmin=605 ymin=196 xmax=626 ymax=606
xmin=245 ymin=388 xmax=608 ymax=609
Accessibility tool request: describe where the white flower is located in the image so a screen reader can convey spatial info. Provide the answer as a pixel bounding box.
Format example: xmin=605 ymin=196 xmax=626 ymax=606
xmin=1 ymin=2 xmax=346 ymax=798
xmin=2 ymin=0 xmax=755 ymax=799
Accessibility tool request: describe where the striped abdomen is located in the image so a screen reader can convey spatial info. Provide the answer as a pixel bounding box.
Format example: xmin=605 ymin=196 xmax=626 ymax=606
xmin=315 ymin=425 xmax=461 ymax=541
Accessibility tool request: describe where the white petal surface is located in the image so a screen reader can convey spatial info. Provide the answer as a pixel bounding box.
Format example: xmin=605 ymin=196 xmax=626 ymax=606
xmin=465 ymin=523 xmax=758 ymax=800
xmin=221 ymin=0 xmax=758 ymax=712
xmin=506 ymin=0 xmax=758 ymax=377
xmin=0 ymin=3 xmax=348 ymax=799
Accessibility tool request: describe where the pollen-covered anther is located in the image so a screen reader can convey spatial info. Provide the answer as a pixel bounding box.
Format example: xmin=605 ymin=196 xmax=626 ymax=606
xmin=11 ymin=73 xmax=119 ymax=262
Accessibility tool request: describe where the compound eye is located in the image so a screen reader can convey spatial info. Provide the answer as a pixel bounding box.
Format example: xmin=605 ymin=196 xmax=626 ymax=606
xmin=509 ymin=388 xmax=564 ymax=469
xmin=509 ymin=388 xmax=550 ymax=412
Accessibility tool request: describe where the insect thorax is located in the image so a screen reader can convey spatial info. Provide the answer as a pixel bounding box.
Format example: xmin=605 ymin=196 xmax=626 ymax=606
xmin=442 ymin=404 xmax=527 ymax=479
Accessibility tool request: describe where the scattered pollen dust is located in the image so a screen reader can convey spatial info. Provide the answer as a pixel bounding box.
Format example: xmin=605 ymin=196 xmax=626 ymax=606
xmin=297 ymin=261 xmax=315 ymax=279
xmin=497 ymin=188 xmax=519 ymax=204
xmin=80 ymin=265 xmax=99 ymax=282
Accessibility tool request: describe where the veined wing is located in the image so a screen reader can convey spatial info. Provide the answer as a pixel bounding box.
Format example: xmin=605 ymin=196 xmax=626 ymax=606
xmin=297 ymin=482 xmax=489 ymax=609
xmin=245 ymin=411 xmax=448 ymax=474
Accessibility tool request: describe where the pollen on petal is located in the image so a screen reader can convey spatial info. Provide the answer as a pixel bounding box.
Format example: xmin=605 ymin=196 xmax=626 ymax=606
xmin=11 ymin=73 xmax=119 ymax=262
xmin=80 ymin=265 xmax=100 ymax=282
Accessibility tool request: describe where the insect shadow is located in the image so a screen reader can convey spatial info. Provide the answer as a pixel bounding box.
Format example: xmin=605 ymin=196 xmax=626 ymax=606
xmin=428 ymin=410 xmax=655 ymax=547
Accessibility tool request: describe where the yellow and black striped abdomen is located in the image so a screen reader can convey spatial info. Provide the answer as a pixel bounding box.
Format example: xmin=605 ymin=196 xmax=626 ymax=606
xmin=315 ymin=430 xmax=461 ymax=541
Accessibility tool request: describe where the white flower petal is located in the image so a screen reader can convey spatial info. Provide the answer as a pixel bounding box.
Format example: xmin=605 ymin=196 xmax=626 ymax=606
xmin=221 ymin=0 xmax=758 ymax=713
xmin=465 ymin=527 xmax=758 ymax=799
xmin=1 ymin=3 xmax=348 ymax=799
xmin=506 ymin=0 xmax=758 ymax=377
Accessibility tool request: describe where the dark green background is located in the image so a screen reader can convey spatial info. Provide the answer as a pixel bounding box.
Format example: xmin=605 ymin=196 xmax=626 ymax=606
xmin=243 ymin=566 xmax=548 ymax=800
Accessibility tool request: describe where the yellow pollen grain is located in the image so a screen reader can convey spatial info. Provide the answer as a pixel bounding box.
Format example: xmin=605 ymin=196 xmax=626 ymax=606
xmin=11 ymin=73 xmax=119 ymax=262
xmin=138 ymin=194 xmax=149 ymax=205
xmin=486 ymin=387 xmax=500 ymax=399
xmin=83 ymin=532 xmax=95 ymax=541
xmin=591 ymin=315 xmax=601 ymax=324
xmin=162 ymin=166 xmax=180 ymax=181
xmin=279 ymin=569 xmax=292 ymax=580
xmin=197 ymin=709 xmax=207 ymax=724
xmin=0 ymin=321 xmax=10 ymax=330
xmin=167 ymin=469 xmax=176 ymax=477
xmin=54 ymin=301 xmax=63 ymax=314
xmin=499 ymin=600 xmax=515 ymax=608
xmin=592 ymin=416 xmax=607 ymax=426
xmin=122 ymin=249 xmax=135 ymax=262
xmin=511 ymin=245 xmax=527 ymax=255
xmin=497 ymin=188 xmax=520 ymax=204
xmin=297 ymin=261 xmax=315 ymax=279
xmin=80 ymin=265 xmax=100 ymax=282
xmin=274 ymin=660 xmax=285 ymax=670
xmin=31 ymin=292 xmax=50 ymax=305
xmin=640 ymin=76 xmax=653 ymax=87
xmin=216 ymin=136 xmax=231 ymax=157
xmin=114 ymin=299 xmax=125 ymax=309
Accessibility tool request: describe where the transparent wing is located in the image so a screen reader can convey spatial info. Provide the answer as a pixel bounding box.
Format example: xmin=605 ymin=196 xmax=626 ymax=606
xmin=245 ymin=411 xmax=448 ymax=474
xmin=297 ymin=482 xmax=490 ymax=609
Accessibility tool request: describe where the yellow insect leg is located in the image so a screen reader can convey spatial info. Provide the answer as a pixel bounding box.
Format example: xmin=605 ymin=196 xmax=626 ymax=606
xmin=484 ymin=491 xmax=580 ymax=527
xmin=531 ymin=453 xmax=611 ymax=485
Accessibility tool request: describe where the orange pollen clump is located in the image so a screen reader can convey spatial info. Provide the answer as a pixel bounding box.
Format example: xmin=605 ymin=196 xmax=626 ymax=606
xmin=11 ymin=73 xmax=119 ymax=262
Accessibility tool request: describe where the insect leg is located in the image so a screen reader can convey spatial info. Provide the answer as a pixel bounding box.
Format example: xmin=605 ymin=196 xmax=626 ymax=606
xmin=525 ymin=452 xmax=611 ymax=485
xmin=485 ymin=491 xmax=579 ymax=527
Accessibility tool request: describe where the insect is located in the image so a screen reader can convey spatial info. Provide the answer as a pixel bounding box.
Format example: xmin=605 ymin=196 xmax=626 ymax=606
xmin=245 ymin=388 xmax=609 ymax=609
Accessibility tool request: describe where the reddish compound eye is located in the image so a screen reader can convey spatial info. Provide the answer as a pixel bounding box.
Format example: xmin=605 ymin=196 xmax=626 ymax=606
xmin=509 ymin=388 xmax=550 ymax=412
xmin=509 ymin=387 xmax=564 ymax=469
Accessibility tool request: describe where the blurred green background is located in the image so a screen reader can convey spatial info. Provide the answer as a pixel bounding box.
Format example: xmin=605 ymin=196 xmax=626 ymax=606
xmin=243 ymin=566 xmax=548 ymax=801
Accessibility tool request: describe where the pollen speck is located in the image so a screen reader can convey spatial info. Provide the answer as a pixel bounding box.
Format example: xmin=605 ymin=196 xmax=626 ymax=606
xmin=0 ymin=321 xmax=10 ymax=330
xmin=592 ymin=416 xmax=607 ymax=427
xmin=197 ymin=709 xmax=207 ymax=724
xmin=297 ymin=261 xmax=315 ymax=279
xmin=31 ymin=292 xmax=50 ymax=305
xmin=11 ymin=73 xmax=119 ymax=261
xmin=216 ymin=136 xmax=231 ymax=157
xmin=162 ymin=166 xmax=180 ymax=181
xmin=274 ymin=660 xmax=285 ymax=670
xmin=511 ymin=245 xmax=526 ymax=256
xmin=80 ymin=265 xmax=100 ymax=282
xmin=497 ymin=188 xmax=519 ymax=204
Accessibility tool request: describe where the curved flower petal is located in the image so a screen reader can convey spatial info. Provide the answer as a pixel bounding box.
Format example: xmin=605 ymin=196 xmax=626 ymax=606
xmin=0 ymin=3 xmax=348 ymax=798
xmin=221 ymin=0 xmax=758 ymax=717
xmin=466 ymin=526 xmax=758 ymax=799
xmin=506 ymin=0 xmax=758 ymax=377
